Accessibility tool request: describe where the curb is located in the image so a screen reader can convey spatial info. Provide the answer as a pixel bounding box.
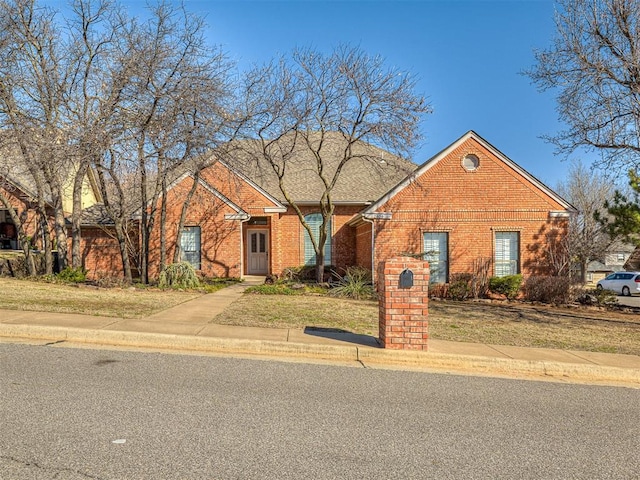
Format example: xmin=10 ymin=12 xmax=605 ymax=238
xmin=1 ymin=324 xmax=639 ymax=387
xmin=357 ymin=348 xmax=640 ymax=386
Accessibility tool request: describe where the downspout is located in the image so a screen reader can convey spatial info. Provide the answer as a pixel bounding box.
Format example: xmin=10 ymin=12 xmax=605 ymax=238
xmin=362 ymin=215 xmax=376 ymax=284
xmin=239 ymin=215 xmax=251 ymax=280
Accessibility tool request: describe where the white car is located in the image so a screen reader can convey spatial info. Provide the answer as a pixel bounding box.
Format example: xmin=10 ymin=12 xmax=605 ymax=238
xmin=596 ymin=271 xmax=640 ymax=296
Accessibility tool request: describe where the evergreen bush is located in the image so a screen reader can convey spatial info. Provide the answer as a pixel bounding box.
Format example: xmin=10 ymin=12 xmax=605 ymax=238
xmin=158 ymin=262 xmax=200 ymax=289
xmin=489 ymin=274 xmax=523 ymax=299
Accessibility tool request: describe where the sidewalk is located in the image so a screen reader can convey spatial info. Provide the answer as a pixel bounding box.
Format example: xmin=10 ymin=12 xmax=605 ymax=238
xmin=1 ymin=277 xmax=639 ymax=387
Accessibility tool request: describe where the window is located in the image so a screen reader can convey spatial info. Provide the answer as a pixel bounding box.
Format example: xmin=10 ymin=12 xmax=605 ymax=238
xmin=462 ymin=154 xmax=479 ymax=171
xmin=303 ymin=213 xmax=331 ymax=266
xmin=495 ymin=231 xmax=519 ymax=277
xmin=423 ymin=232 xmax=448 ymax=283
xmin=180 ymin=226 xmax=201 ymax=269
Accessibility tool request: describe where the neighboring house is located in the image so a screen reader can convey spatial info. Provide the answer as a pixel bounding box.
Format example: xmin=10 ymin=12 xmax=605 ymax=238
xmin=0 ymin=144 xmax=101 ymax=253
xmin=0 ymin=176 xmax=42 ymax=250
xmin=78 ymin=131 xmax=576 ymax=283
xmin=586 ymin=243 xmax=637 ymax=285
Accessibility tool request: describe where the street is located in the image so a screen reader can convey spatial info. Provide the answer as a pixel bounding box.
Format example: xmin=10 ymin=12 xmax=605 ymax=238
xmin=1 ymin=342 xmax=638 ymax=479
xmin=617 ymin=295 xmax=640 ymax=308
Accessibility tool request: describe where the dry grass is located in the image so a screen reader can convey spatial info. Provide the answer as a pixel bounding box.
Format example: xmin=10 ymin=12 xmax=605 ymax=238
xmin=215 ymin=293 xmax=640 ymax=356
xmin=0 ymin=277 xmax=201 ymax=318
xmin=1 ymin=276 xmax=638 ymax=355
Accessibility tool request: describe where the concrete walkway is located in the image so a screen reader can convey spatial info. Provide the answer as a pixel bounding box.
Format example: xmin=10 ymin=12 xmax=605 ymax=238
xmin=0 ymin=276 xmax=639 ymax=388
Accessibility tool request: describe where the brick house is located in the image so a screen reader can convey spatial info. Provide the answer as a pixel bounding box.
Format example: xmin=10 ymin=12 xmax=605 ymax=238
xmin=79 ymin=131 xmax=575 ymax=282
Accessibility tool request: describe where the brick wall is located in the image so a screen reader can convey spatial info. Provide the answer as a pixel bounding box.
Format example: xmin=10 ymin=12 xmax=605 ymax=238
xmin=367 ymin=137 xmax=570 ymax=281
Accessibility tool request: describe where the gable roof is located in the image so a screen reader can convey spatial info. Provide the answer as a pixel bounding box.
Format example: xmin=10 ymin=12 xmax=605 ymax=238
xmin=223 ymin=132 xmax=417 ymax=204
xmin=358 ymin=130 xmax=577 ymax=216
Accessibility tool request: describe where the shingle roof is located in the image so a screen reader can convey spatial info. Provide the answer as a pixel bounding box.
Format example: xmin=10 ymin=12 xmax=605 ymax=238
xmin=0 ymin=145 xmax=44 ymax=202
xmin=79 ymin=204 xmax=115 ymax=225
xmin=223 ymin=132 xmax=416 ymax=204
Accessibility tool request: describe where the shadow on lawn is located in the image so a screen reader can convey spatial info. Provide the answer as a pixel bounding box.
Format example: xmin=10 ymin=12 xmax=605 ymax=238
xmin=303 ymin=326 xmax=380 ymax=348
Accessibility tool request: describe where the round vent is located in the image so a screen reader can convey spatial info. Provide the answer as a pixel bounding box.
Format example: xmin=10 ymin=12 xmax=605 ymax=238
xmin=462 ymin=154 xmax=479 ymax=171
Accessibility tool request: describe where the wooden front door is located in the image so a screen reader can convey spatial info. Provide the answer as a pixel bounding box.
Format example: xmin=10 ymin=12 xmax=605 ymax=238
xmin=247 ymin=229 xmax=269 ymax=275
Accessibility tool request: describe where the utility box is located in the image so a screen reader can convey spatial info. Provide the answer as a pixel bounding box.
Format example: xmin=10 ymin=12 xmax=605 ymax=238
xmin=378 ymin=257 xmax=429 ymax=350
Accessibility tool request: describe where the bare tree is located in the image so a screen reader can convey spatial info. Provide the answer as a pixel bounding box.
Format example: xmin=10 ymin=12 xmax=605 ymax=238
xmin=529 ymin=0 xmax=640 ymax=173
xmin=238 ymin=46 xmax=430 ymax=282
xmin=0 ymin=0 xmax=70 ymax=273
xmin=94 ymin=2 xmax=237 ymax=283
xmin=556 ymin=161 xmax=617 ymax=282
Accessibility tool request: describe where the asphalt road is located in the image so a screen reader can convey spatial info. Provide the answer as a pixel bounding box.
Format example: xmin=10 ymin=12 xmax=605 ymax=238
xmin=617 ymin=294 xmax=640 ymax=307
xmin=1 ymin=343 xmax=638 ymax=480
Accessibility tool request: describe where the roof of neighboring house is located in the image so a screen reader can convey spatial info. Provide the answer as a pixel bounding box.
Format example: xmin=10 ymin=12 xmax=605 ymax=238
xmin=221 ymin=132 xmax=417 ymax=204
xmin=587 ymin=260 xmax=616 ymax=273
xmin=0 ymin=138 xmax=103 ymax=206
xmin=0 ymin=149 xmax=44 ymax=203
xmin=624 ymin=247 xmax=640 ymax=271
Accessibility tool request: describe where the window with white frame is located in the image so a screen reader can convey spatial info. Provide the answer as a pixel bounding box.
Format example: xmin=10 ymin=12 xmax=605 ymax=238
xmin=303 ymin=213 xmax=331 ymax=266
xmin=423 ymin=232 xmax=448 ymax=283
xmin=180 ymin=226 xmax=201 ymax=270
xmin=494 ymin=231 xmax=519 ymax=277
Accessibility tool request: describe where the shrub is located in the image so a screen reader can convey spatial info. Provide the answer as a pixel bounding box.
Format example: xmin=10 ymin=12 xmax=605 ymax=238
xmin=523 ymin=276 xmax=575 ymax=304
xmin=56 ymin=266 xmax=88 ymax=283
xmin=447 ymin=273 xmax=473 ymax=300
xmin=428 ymin=282 xmax=448 ymax=299
xmin=329 ymin=266 xmax=376 ymax=300
xmin=577 ymin=288 xmax=618 ymax=306
xmin=489 ymin=274 xmax=523 ymax=299
xmin=158 ymin=262 xmax=200 ymax=289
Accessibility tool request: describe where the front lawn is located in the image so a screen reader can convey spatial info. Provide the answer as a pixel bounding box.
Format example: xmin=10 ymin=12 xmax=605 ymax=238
xmin=0 ymin=277 xmax=202 ymax=318
xmin=213 ymin=293 xmax=640 ymax=356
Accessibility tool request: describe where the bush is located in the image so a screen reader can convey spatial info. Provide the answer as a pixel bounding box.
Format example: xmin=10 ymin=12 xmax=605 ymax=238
xmin=329 ymin=266 xmax=376 ymax=300
xmin=56 ymin=266 xmax=88 ymax=283
xmin=577 ymin=288 xmax=618 ymax=306
xmin=522 ymin=276 xmax=575 ymax=304
xmin=489 ymin=274 xmax=523 ymax=299
xmin=447 ymin=273 xmax=473 ymax=300
xmin=158 ymin=262 xmax=200 ymax=289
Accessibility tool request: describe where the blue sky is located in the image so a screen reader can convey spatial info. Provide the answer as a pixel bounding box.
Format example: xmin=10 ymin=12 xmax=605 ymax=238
xmin=179 ymin=0 xmax=583 ymax=188
xmin=52 ymin=0 xmax=587 ymax=188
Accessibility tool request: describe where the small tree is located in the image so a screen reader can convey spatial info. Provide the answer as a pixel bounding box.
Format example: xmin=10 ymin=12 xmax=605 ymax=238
xmin=556 ymin=161 xmax=617 ymax=282
xmin=597 ymin=169 xmax=640 ymax=247
xmin=238 ymin=46 xmax=430 ymax=282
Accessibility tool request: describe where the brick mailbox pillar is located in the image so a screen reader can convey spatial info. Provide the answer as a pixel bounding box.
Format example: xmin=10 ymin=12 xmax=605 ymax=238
xmin=378 ymin=256 xmax=430 ymax=350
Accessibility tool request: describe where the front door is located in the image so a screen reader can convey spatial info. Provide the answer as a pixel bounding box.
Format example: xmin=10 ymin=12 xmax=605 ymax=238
xmin=247 ymin=229 xmax=269 ymax=275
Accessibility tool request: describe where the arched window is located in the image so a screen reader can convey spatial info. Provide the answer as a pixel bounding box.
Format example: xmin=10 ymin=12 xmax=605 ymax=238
xmin=303 ymin=213 xmax=332 ymax=266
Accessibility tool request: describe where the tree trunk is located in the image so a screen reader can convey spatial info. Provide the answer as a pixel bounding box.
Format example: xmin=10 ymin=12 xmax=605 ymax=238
xmin=52 ymin=192 xmax=68 ymax=272
xmin=159 ymin=176 xmax=168 ymax=272
xmin=35 ymin=200 xmax=53 ymax=275
xmin=71 ymin=162 xmax=89 ymax=268
xmin=114 ymin=219 xmax=132 ymax=283
xmin=173 ymin=171 xmax=200 ymax=263
xmin=580 ymin=259 xmax=588 ymax=284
